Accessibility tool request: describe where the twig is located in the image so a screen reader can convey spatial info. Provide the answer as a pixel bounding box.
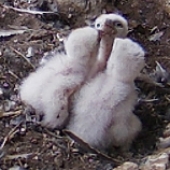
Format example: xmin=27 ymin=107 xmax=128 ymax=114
xmin=0 ymin=123 xmax=21 ymax=150
xmin=0 ymin=110 xmax=22 ymax=118
xmin=1 ymin=4 xmax=67 ymax=16
xmin=138 ymin=98 xmax=159 ymax=103
xmin=44 ymin=138 xmax=68 ymax=151
xmin=165 ymin=96 xmax=170 ymax=102
xmin=63 ymin=129 xmax=121 ymax=166
xmin=5 ymin=153 xmax=33 ymax=160
xmin=8 ymin=70 xmax=20 ymax=80
xmin=136 ymin=73 xmax=164 ymax=87
xmin=44 ymin=128 xmax=65 ymax=140
xmin=1 ymin=4 xmax=58 ymax=15
xmin=0 ymin=29 xmax=28 ymax=37
xmin=10 ymin=46 xmax=35 ymax=69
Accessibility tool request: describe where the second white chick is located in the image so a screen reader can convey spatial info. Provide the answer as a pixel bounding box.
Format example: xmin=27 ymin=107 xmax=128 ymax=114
xmin=67 ymin=38 xmax=145 ymax=151
xmin=20 ymin=27 xmax=100 ymax=129
xmin=87 ymin=13 xmax=128 ymax=80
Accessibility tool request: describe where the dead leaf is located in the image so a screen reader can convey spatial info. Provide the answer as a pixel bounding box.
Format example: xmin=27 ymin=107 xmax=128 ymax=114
xmin=149 ymin=31 xmax=164 ymax=41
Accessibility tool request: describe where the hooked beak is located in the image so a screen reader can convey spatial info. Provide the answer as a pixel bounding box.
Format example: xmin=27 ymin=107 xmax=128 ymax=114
xmin=97 ymin=30 xmax=102 ymax=42
xmin=104 ymin=19 xmax=117 ymax=35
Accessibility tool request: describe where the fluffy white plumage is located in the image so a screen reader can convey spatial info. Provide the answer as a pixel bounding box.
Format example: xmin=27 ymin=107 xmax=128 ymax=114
xmin=87 ymin=13 xmax=128 ymax=80
xmin=67 ymin=38 xmax=145 ymax=150
xmin=20 ymin=26 xmax=100 ymax=129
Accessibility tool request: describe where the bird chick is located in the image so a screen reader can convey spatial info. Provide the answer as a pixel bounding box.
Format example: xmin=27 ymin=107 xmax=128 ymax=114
xmin=20 ymin=26 xmax=100 ymax=129
xmin=87 ymin=13 xmax=128 ymax=80
xmin=67 ymin=38 xmax=145 ymax=151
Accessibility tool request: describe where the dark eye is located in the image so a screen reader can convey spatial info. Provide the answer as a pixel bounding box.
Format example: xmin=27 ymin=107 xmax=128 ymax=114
xmin=114 ymin=21 xmax=123 ymax=28
xmin=96 ymin=23 xmax=101 ymax=28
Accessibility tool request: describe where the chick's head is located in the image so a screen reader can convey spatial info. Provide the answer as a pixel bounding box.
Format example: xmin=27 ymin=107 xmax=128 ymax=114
xmin=95 ymin=13 xmax=128 ymax=38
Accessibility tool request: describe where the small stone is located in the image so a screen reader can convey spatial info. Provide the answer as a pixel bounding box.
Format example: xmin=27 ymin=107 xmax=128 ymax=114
xmin=0 ymin=88 xmax=3 ymax=96
xmin=19 ymin=127 xmax=27 ymax=135
xmin=26 ymin=46 xmax=35 ymax=58
xmin=163 ymin=123 xmax=170 ymax=137
xmin=3 ymin=100 xmax=16 ymax=112
xmin=9 ymin=166 xmax=26 ymax=170
xmin=30 ymin=138 xmax=38 ymax=144
xmin=10 ymin=114 xmax=25 ymax=126
xmin=141 ymin=153 xmax=169 ymax=170
xmin=157 ymin=136 xmax=170 ymax=149
xmin=54 ymin=154 xmax=64 ymax=168
xmin=113 ymin=162 xmax=139 ymax=170
xmin=13 ymin=39 xmax=18 ymax=43
xmin=52 ymin=145 xmax=58 ymax=152
xmin=33 ymin=155 xmax=39 ymax=160
xmin=3 ymin=82 xmax=9 ymax=88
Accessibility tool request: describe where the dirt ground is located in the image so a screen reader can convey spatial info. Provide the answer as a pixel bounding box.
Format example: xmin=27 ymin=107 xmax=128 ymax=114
xmin=0 ymin=0 xmax=170 ymax=169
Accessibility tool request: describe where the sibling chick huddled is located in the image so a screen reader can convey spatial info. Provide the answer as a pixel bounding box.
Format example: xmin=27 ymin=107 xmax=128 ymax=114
xmin=67 ymin=38 xmax=145 ymax=151
xmin=19 ymin=13 xmax=128 ymax=129
xmin=20 ymin=26 xmax=101 ymax=129
xmin=87 ymin=13 xmax=128 ymax=80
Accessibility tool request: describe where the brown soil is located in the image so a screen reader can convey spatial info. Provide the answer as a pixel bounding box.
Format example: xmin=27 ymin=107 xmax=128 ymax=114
xmin=0 ymin=0 xmax=170 ymax=169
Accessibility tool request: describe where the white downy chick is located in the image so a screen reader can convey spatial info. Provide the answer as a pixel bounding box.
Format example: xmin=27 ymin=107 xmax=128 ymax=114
xmin=20 ymin=26 xmax=100 ymax=129
xmin=67 ymin=38 xmax=145 ymax=150
xmin=87 ymin=13 xmax=128 ymax=80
